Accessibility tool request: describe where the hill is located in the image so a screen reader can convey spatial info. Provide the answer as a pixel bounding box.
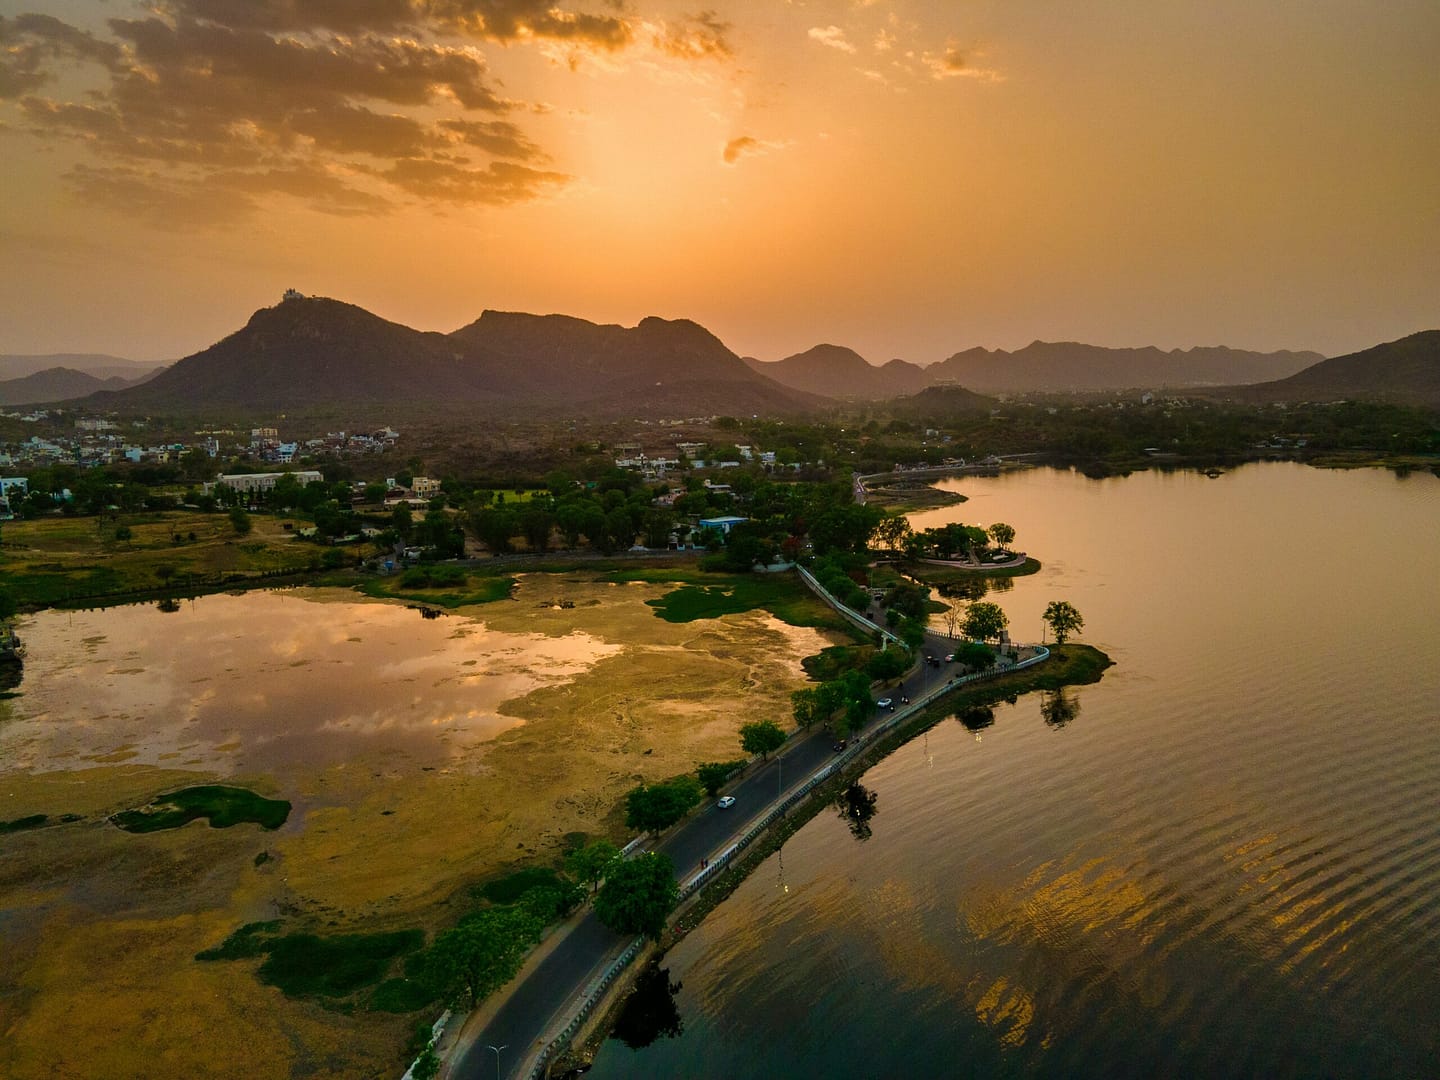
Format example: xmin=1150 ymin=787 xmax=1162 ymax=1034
xmin=0 ymin=367 xmax=152 ymax=406
xmin=97 ymin=296 xmax=822 ymax=418
xmin=889 ymin=384 xmax=996 ymax=417
xmin=105 ymin=296 xmax=485 ymax=412
xmin=929 ymin=341 xmax=1322 ymax=393
xmin=1224 ymin=330 xmax=1440 ymax=407
xmin=448 ymin=310 xmax=819 ymax=416
xmin=0 ymin=353 xmax=164 ymax=382
xmin=744 ymin=345 xmax=929 ymax=399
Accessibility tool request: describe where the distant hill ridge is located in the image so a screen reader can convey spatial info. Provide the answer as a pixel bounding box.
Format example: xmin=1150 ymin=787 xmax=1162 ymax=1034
xmin=98 ymin=295 xmax=822 ymax=417
xmin=0 ymin=353 xmax=165 ymax=382
xmin=0 ymin=366 xmax=158 ymax=407
xmin=40 ymin=293 xmax=1436 ymax=415
xmin=931 ymin=341 xmax=1325 ymax=393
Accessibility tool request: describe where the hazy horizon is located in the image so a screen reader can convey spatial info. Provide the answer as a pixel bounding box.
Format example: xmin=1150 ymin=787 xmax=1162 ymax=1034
xmin=2 ymin=1 xmax=1435 ymax=364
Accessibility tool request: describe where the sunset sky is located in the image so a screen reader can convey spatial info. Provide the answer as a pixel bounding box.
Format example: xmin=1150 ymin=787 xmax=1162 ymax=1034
xmin=2 ymin=1 xmax=1436 ymax=365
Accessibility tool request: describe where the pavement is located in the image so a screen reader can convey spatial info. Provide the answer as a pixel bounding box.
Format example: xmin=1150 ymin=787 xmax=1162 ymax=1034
xmin=447 ymin=631 xmax=962 ymax=1080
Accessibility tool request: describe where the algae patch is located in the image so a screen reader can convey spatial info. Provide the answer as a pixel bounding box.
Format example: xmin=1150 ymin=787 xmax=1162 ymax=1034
xmin=110 ymin=785 xmax=291 ymax=833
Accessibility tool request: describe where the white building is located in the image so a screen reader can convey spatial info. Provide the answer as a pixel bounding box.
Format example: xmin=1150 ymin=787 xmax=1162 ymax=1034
xmin=209 ymin=470 xmax=323 ymax=495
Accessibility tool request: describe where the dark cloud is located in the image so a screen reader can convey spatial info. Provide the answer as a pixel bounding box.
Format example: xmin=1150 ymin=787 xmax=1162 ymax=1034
xmin=161 ymin=0 xmax=632 ymax=48
xmin=426 ymin=1 xmax=631 ymax=48
xmin=2 ymin=1 xmax=733 ymax=222
xmin=437 ymin=118 xmax=544 ymax=160
xmin=0 ymin=14 xmax=122 ymax=99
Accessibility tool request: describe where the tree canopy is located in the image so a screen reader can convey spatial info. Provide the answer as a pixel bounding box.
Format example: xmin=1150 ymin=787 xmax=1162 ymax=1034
xmin=1042 ymin=600 xmax=1084 ymax=645
xmin=594 ymin=852 xmax=680 ymax=940
xmin=962 ymin=601 xmax=1009 ymax=643
xmin=424 ymin=906 xmax=543 ymax=1008
xmin=739 ymin=719 xmax=787 ymax=760
xmin=564 ymin=839 xmax=621 ymax=894
xmin=625 ymin=777 xmax=703 ymax=836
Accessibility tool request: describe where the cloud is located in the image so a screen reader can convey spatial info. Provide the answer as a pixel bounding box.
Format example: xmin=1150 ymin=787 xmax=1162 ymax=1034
xmin=1 ymin=1 xmax=733 ymax=223
xmin=808 ymin=25 xmax=857 ymax=54
xmin=922 ymin=44 xmax=1003 ymax=83
xmin=0 ymin=14 xmax=123 ymax=99
xmin=381 ymin=157 xmax=569 ymax=203
xmin=722 ymin=134 xmax=787 ymax=166
xmin=654 ymin=11 xmax=733 ymax=61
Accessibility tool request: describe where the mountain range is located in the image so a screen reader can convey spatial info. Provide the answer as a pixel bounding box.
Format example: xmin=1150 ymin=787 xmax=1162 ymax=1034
xmin=747 ymin=341 xmax=1324 ymax=398
xmin=8 ymin=294 xmax=1433 ymax=416
xmin=96 ymin=296 xmax=820 ymax=418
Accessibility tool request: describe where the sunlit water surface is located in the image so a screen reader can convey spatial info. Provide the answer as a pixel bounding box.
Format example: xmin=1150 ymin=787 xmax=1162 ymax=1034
xmin=590 ymin=463 xmax=1440 ymax=1079
xmin=0 ymin=589 xmax=619 ymax=775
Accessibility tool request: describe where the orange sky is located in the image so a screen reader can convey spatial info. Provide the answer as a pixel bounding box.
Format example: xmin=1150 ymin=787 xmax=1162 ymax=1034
xmin=1 ymin=1 xmax=1436 ymax=364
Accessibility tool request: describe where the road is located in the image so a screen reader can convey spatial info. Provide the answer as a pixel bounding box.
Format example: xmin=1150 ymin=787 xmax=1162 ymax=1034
xmin=451 ymin=632 xmax=959 ymax=1080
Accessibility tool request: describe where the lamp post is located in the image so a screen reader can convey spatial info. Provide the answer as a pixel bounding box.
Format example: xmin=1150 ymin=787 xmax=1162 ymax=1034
xmin=487 ymin=1043 xmax=508 ymax=1080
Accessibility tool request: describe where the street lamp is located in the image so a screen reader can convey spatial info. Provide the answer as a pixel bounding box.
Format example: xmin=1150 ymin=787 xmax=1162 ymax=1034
xmin=487 ymin=1043 xmax=508 ymax=1080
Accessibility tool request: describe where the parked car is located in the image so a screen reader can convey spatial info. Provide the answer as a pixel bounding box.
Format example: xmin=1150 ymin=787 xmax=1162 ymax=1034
xmin=717 ymin=796 xmax=736 ymax=809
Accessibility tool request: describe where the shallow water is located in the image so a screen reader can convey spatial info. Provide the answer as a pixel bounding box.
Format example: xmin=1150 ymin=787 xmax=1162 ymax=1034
xmin=1 ymin=588 xmax=621 ymax=775
xmin=590 ymin=463 xmax=1440 ymax=1078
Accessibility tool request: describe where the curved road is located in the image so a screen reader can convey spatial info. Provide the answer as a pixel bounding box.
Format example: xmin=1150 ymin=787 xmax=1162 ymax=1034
xmin=451 ymin=633 xmax=962 ymax=1080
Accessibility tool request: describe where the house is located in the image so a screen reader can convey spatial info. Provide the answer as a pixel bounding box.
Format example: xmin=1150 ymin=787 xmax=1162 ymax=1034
xmin=411 ymin=476 xmax=442 ymax=499
xmin=698 ymin=515 xmax=748 ymax=535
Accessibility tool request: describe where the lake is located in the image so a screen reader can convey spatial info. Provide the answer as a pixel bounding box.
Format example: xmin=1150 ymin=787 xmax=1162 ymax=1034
xmin=589 ymin=463 xmax=1440 ymax=1078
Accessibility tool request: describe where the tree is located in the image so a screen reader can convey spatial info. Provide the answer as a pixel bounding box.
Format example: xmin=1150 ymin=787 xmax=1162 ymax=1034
xmin=696 ymin=760 xmax=744 ymax=797
xmin=228 ymin=507 xmax=252 ymax=536
xmin=962 ymin=601 xmax=1008 ymax=643
xmin=1042 ymin=600 xmax=1084 ymax=645
xmin=155 ymin=564 xmax=176 ymax=588
xmin=943 ymin=604 xmax=961 ymax=639
xmin=390 ymin=502 xmax=413 ymax=541
xmin=424 ymin=906 xmax=542 ymax=1008
xmin=871 ymin=515 xmax=912 ymax=552
xmin=411 ymin=1044 xmax=441 ymax=1080
xmin=955 ymin=641 xmax=996 ymax=671
xmin=565 ymin=839 xmax=621 ymax=894
xmin=865 ymin=645 xmax=912 ymax=682
xmin=625 ymin=777 xmax=703 ymax=836
xmin=739 ymin=719 xmax=786 ymax=760
xmin=594 ymin=852 xmax=679 ymax=940
xmin=988 ymin=522 xmax=1016 ymax=549
xmin=790 ymin=688 xmax=821 ymax=729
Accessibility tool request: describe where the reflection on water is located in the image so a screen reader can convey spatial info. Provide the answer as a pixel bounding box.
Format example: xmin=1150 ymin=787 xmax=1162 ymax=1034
xmin=589 ymin=464 xmax=1440 ymax=1078
xmin=1 ymin=588 xmax=621 ymax=774
xmin=611 ymin=964 xmax=684 ymax=1050
xmin=1038 ymin=688 xmax=1080 ymax=728
xmin=834 ymin=781 xmax=878 ymax=842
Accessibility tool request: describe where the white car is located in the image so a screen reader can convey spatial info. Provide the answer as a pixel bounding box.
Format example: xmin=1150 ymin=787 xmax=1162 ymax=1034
xmin=876 ymin=697 xmax=893 ymax=709
xmin=717 ymin=796 xmax=736 ymax=809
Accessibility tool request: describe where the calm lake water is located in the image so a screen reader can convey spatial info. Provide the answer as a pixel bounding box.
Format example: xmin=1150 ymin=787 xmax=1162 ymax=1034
xmin=590 ymin=463 xmax=1440 ymax=1079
